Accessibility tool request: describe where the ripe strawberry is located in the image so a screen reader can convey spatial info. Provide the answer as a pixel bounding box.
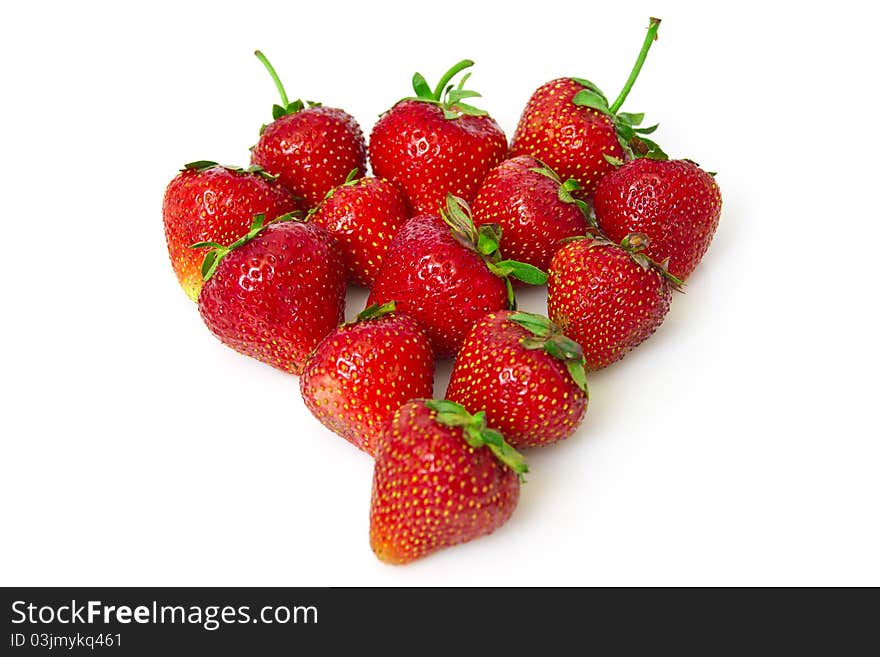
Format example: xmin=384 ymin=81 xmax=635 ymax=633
xmin=369 ymin=60 xmax=507 ymax=214
xmin=594 ymin=158 xmax=722 ymax=280
xmin=547 ymin=233 xmax=679 ymax=370
xmin=193 ymin=214 xmax=345 ymax=374
xmin=471 ymin=156 xmax=593 ymax=273
xmin=162 ymin=161 xmax=300 ymax=301
xmin=446 ymin=310 xmax=589 ymax=448
xmin=250 ymin=51 xmax=366 ymax=209
xmin=300 ymin=302 xmax=434 ymax=456
xmin=370 ymin=399 xmax=526 ymax=564
xmin=510 ymin=18 xmax=665 ymax=195
xmin=367 ymin=195 xmax=547 ymax=358
xmin=308 ymin=173 xmax=410 ymax=286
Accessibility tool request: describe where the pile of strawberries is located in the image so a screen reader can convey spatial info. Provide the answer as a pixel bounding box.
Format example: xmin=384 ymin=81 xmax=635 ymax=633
xmin=162 ymin=18 xmax=722 ymax=565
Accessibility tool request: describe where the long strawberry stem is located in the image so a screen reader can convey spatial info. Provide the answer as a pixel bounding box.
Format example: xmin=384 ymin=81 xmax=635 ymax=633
xmin=609 ymin=17 xmax=661 ymax=114
xmin=254 ymin=50 xmax=289 ymax=107
xmin=432 ymin=59 xmax=474 ymax=100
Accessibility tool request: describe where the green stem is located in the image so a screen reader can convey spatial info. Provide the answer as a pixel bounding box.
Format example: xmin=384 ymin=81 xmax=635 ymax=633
xmin=432 ymin=59 xmax=474 ymax=101
xmin=254 ymin=50 xmax=289 ymax=107
xmin=609 ymin=17 xmax=661 ymax=114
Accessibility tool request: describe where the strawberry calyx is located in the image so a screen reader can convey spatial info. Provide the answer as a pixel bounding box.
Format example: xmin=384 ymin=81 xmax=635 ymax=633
xmin=565 ymin=231 xmax=684 ymax=290
xmin=352 ymin=301 xmax=397 ymax=324
xmin=440 ymin=194 xmax=548 ymax=307
xmin=530 ymin=163 xmax=597 ymax=226
xmin=189 ymin=211 xmax=301 ymax=282
xmin=404 ymin=59 xmax=489 ymax=120
xmin=509 ymin=312 xmax=589 ymax=394
xmin=254 ymin=50 xmax=321 ymax=130
xmin=424 ymin=399 xmax=528 ymax=480
xmin=182 ymin=160 xmax=280 ymax=183
xmin=571 ymin=17 xmax=667 ymax=161
xmin=306 ymin=168 xmax=361 ymax=218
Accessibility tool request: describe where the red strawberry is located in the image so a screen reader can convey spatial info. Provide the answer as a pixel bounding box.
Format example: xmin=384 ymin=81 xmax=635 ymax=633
xmin=446 ymin=311 xmax=589 ymax=448
xmin=370 ymin=399 xmax=526 ymax=564
xmin=367 ymin=195 xmax=547 ymax=358
xmin=300 ymin=302 xmax=434 ymax=456
xmin=250 ymin=51 xmax=366 ymax=208
xmin=369 ymin=60 xmax=507 ymax=214
xmin=547 ymin=233 xmax=679 ymax=370
xmin=594 ymin=158 xmax=722 ymax=280
xmin=510 ymin=18 xmax=665 ymax=195
xmin=309 ymin=173 xmax=410 ymax=286
xmin=162 ymin=161 xmax=300 ymax=301
xmin=471 ymin=155 xmax=593 ymax=273
xmin=193 ymin=214 xmax=346 ymax=374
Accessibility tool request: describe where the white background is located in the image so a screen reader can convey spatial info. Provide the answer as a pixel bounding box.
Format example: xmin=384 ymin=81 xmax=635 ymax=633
xmin=1 ymin=0 xmax=877 ymax=586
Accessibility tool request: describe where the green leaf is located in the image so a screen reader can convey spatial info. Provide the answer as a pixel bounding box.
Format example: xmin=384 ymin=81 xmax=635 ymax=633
xmin=509 ymin=311 xmax=553 ymax=337
xmin=246 ymin=164 xmax=280 ymax=182
xmin=183 ymin=160 xmax=219 ymax=171
xmin=520 ymin=336 xmax=547 ymax=350
xmin=201 ymin=249 xmax=218 ymax=281
xmin=199 ymin=247 xmax=228 ymax=282
xmin=571 ymin=77 xmax=608 ymax=102
xmin=272 ymin=104 xmax=287 ymax=120
xmin=248 ymin=213 xmax=267 ymax=233
xmin=634 ymin=123 xmax=659 ymax=135
xmin=483 ymin=430 xmax=529 ymax=478
xmin=425 ymin=400 xmax=476 ymax=431
xmin=189 ymin=241 xmax=224 ymax=250
xmin=543 ymin=339 xmax=566 ymax=360
xmin=460 ymin=425 xmax=484 ymax=448
xmin=355 ymin=301 xmax=396 ymax=323
xmin=476 ymin=224 xmax=501 ymax=256
xmin=411 ymin=72 xmax=433 ymax=100
xmin=565 ymin=360 xmax=589 ymax=394
xmin=447 ymin=88 xmax=481 ymax=105
xmin=637 ymin=137 xmax=669 ymax=161
xmin=425 ymin=399 xmax=467 ymax=415
xmin=572 ymin=89 xmax=610 ymax=114
xmin=442 ymin=194 xmax=478 ymax=245
xmin=530 ymin=165 xmax=561 ymax=184
xmin=492 ymin=260 xmax=548 ymax=285
xmin=451 ymin=102 xmax=487 ymax=117
xmin=615 ymin=121 xmax=635 ymax=141
xmin=617 ymin=112 xmax=645 ymax=126
xmin=273 ymin=211 xmax=301 ymax=224
xmin=552 ymin=335 xmax=583 ymax=360
xmin=442 ymin=108 xmax=460 ymax=120
xmin=603 ymin=154 xmax=625 ymax=167
xmin=575 ymin=199 xmax=596 ymax=226
xmin=455 ymin=71 xmax=473 ymax=91
xmin=557 ymin=178 xmax=580 ymax=204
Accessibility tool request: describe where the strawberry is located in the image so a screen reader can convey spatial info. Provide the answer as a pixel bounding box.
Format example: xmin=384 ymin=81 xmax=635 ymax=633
xmin=471 ymin=155 xmax=593 ymax=273
xmin=446 ymin=310 xmax=589 ymax=448
xmin=510 ymin=18 xmax=665 ymax=195
xmin=594 ymin=158 xmax=722 ymax=280
xmin=547 ymin=233 xmax=679 ymax=370
xmin=250 ymin=51 xmax=366 ymax=209
xmin=370 ymin=399 xmax=526 ymax=564
xmin=308 ymin=173 xmax=410 ymax=286
xmin=367 ymin=195 xmax=547 ymax=358
xmin=369 ymin=60 xmax=507 ymax=214
xmin=300 ymin=302 xmax=434 ymax=456
xmin=162 ymin=161 xmax=300 ymax=301
xmin=192 ymin=214 xmax=346 ymax=374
